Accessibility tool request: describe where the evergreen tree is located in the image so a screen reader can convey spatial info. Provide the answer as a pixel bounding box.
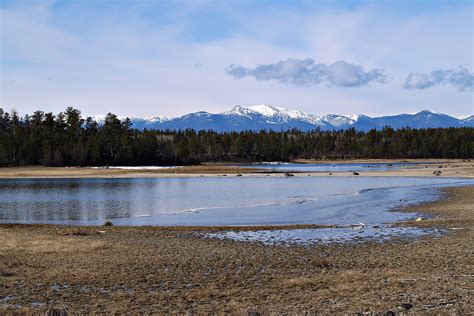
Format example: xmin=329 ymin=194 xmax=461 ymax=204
xmin=0 ymin=107 xmax=472 ymax=167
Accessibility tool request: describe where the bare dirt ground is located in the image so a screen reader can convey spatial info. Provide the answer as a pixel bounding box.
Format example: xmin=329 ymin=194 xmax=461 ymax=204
xmin=1 ymin=159 xmax=473 ymax=178
xmin=0 ymin=185 xmax=472 ymax=314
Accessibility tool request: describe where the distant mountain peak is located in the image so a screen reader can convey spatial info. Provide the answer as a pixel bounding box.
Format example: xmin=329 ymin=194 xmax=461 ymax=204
xmin=184 ymin=111 xmax=212 ymax=118
xmin=92 ymin=105 xmax=472 ymax=132
xmin=321 ymin=114 xmax=356 ymax=127
xmin=144 ymin=115 xmax=169 ymax=123
xmin=417 ymin=109 xmax=433 ymax=114
xmin=226 ymin=104 xmax=285 ymax=117
xmin=350 ymin=114 xmax=371 ymax=121
xmin=224 ymin=104 xmax=328 ymax=126
xmin=247 ymin=104 xmax=281 ymax=116
xmin=226 ymin=105 xmax=262 ymax=117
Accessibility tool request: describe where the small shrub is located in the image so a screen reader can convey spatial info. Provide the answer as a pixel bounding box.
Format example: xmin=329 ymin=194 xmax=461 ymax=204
xmin=103 ymin=221 xmax=113 ymax=227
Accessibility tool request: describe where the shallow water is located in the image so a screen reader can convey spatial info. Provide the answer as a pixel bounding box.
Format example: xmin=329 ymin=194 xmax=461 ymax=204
xmin=251 ymin=162 xmax=425 ymax=172
xmin=0 ymin=176 xmax=471 ymax=227
xmin=208 ymin=226 xmax=447 ymax=246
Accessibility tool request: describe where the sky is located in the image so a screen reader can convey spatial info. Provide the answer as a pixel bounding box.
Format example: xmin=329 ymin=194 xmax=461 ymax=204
xmin=0 ymin=0 xmax=473 ymax=118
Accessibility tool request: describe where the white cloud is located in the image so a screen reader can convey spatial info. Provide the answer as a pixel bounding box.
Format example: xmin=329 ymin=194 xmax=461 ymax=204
xmin=403 ymin=73 xmax=432 ymax=89
xmin=404 ymin=67 xmax=473 ymax=91
xmin=226 ymin=59 xmax=387 ymax=87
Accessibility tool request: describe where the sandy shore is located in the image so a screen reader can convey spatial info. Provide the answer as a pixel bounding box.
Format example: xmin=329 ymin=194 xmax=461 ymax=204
xmin=0 ymin=160 xmax=473 ymax=178
xmin=0 ymin=185 xmax=472 ymax=313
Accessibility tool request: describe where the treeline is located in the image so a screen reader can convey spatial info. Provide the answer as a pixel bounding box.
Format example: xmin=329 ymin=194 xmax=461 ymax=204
xmin=0 ymin=107 xmax=472 ymax=167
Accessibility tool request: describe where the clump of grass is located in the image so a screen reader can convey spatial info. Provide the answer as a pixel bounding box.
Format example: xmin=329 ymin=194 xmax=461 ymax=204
xmin=59 ymin=228 xmax=105 ymax=236
xmin=283 ymin=277 xmax=329 ymax=288
xmin=43 ymin=307 xmax=68 ymax=316
xmin=312 ymin=257 xmax=332 ymax=268
xmin=103 ymin=221 xmax=113 ymax=227
xmin=72 ymin=229 xmax=91 ymax=236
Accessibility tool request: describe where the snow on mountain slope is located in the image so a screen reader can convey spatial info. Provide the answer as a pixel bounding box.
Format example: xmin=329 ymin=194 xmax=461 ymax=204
xmin=146 ymin=115 xmax=169 ymax=123
xmin=91 ymin=106 xmax=469 ymax=132
xmin=224 ymin=104 xmax=328 ymax=126
xmin=321 ymin=114 xmax=356 ymax=128
xmin=461 ymin=115 xmax=474 ymax=126
xmin=246 ymin=104 xmax=280 ymax=117
xmin=91 ymin=114 xmax=169 ymax=129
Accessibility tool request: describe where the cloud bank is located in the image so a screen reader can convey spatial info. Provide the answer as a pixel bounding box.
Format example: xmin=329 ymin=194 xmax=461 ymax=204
xmin=403 ymin=67 xmax=473 ymax=91
xmin=225 ymin=59 xmax=387 ymax=87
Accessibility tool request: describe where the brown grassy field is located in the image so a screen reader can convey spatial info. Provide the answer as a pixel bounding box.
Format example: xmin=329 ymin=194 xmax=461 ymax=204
xmin=0 ymin=165 xmax=261 ymax=178
xmin=0 ymin=186 xmax=472 ymax=314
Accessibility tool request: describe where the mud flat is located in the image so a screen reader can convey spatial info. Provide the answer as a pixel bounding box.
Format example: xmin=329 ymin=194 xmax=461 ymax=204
xmin=0 ymin=160 xmax=473 ymax=178
xmin=0 ymin=185 xmax=472 ymax=313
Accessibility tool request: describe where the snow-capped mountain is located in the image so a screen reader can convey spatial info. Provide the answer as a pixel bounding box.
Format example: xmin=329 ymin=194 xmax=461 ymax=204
xmin=224 ymin=105 xmax=329 ymax=127
xmin=91 ymin=115 xmax=169 ymax=129
xmin=351 ymin=110 xmax=464 ymax=130
xmin=127 ymin=115 xmax=169 ymax=129
xmin=321 ymin=114 xmax=356 ymax=129
xmin=461 ymin=115 xmax=474 ymax=126
xmin=92 ymin=105 xmax=473 ymax=132
xmin=151 ymin=105 xmax=332 ymax=132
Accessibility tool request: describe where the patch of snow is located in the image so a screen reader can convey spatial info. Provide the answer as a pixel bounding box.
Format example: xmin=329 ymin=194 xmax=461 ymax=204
xmin=144 ymin=115 xmax=169 ymax=123
xmin=90 ymin=114 xmax=108 ymax=122
xmin=322 ymin=114 xmax=355 ymax=127
xmin=348 ymin=114 xmax=361 ymax=121
xmin=247 ymin=104 xmax=280 ymax=116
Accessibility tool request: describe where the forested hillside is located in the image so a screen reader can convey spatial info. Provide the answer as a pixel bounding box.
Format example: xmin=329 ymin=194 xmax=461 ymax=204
xmin=0 ymin=107 xmax=472 ymax=166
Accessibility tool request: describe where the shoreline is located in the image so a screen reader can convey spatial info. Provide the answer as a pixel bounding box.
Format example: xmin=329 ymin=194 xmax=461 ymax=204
xmin=0 ymin=186 xmax=472 ymax=313
xmin=0 ymin=160 xmax=473 ymax=178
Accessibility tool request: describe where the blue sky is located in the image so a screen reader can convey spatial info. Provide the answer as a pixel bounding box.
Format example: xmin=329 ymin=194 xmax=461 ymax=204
xmin=1 ymin=0 xmax=473 ymax=118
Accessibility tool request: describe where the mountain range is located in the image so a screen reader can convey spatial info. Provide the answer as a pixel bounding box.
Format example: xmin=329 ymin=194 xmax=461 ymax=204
xmin=93 ymin=105 xmax=474 ymax=132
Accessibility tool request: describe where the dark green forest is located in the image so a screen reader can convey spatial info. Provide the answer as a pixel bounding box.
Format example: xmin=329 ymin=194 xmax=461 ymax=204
xmin=0 ymin=107 xmax=472 ymax=167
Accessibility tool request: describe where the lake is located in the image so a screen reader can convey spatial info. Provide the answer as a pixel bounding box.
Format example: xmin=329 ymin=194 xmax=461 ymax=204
xmin=0 ymin=176 xmax=471 ymax=227
xmin=250 ymin=162 xmax=426 ymax=172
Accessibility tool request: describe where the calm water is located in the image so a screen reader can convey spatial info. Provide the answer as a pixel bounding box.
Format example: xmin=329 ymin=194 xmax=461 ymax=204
xmin=0 ymin=176 xmax=471 ymax=226
xmin=251 ymin=162 xmax=425 ymax=172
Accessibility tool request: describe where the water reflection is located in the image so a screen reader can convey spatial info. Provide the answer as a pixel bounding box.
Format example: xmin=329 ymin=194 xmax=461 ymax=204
xmin=0 ymin=177 xmax=472 ymax=226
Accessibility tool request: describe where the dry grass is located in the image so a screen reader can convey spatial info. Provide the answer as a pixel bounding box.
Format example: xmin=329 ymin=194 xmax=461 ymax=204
xmin=0 ymin=165 xmax=261 ymax=178
xmin=395 ymin=186 xmax=474 ymax=227
xmin=283 ymin=269 xmax=401 ymax=287
xmin=0 ymin=232 xmax=105 ymax=254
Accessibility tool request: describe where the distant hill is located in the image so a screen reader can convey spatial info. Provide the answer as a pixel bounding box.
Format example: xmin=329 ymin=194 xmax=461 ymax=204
xmin=93 ymin=105 xmax=473 ymax=132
